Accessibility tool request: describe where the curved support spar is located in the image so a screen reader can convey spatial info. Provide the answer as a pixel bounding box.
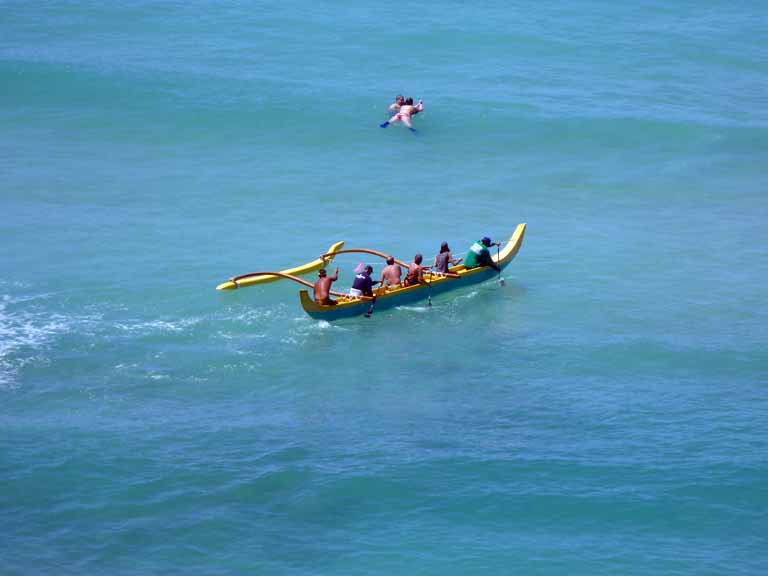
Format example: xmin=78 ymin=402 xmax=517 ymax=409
xmin=223 ymin=271 xmax=369 ymax=300
xmin=319 ymin=248 xmax=409 ymax=269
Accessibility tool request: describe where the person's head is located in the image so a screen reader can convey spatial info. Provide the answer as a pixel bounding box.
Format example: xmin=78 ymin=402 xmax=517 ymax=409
xmin=440 ymin=241 xmax=450 ymax=253
xmin=386 ymin=256 xmax=395 ymax=266
xmin=364 ymin=265 xmax=373 ymax=275
xmin=318 ymin=268 xmax=327 ymax=278
xmin=414 ymin=253 xmax=423 ymax=264
xmin=405 ymin=97 xmax=414 ymax=105
xmin=481 ymin=236 xmax=492 ymax=247
xmin=395 ymin=94 xmax=404 ymax=104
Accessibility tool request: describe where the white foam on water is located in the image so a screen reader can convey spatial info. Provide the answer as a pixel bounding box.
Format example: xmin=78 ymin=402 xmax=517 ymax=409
xmin=290 ymin=316 xmax=352 ymax=341
xmin=1 ymin=291 xmax=56 ymax=306
xmin=207 ymin=304 xmax=296 ymax=344
xmin=0 ymin=299 xmax=72 ymax=388
xmin=394 ymin=305 xmax=431 ymax=313
xmin=456 ymin=289 xmax=480 ymax=301
xmin=113 ymin=316 xmax=201 ymax=334
xmin=218 ymin=304 xmax=290 ymax=324
xmin=294 ymin=317 xmax=350 ymax=332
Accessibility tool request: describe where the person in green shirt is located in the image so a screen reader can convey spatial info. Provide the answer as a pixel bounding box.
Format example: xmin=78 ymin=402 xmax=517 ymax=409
xmin=464 ymin=237 xmax=500 ymax=271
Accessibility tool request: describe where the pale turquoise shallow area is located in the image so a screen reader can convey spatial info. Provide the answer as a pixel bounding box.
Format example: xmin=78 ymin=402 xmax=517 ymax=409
xmin=2 ymin=1 xmax=767 ymax=574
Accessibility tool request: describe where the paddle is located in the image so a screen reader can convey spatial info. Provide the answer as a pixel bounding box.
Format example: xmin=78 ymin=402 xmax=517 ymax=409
xmin=364 ymin=280 xmax=385 ymax=318
xmin=496 ymin=244 xmax=506 ymax=286
xmin=427 ymin=269 xmax=433 ymax=307
xmin=365 ymin=296 xmax=377 ymax=318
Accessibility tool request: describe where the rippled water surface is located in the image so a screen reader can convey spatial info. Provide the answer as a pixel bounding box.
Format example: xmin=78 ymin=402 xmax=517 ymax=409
xmin=2 ymin=1 xmax=767 ymax=574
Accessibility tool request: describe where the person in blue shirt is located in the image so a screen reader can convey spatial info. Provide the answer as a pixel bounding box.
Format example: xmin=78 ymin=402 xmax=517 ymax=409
xmin=349 ymin=265 xmax=378 ymax=298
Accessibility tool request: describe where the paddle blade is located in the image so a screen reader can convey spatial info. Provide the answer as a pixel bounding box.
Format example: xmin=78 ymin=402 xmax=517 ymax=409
xmin=365 ymin=297 xmax=377 ymax=318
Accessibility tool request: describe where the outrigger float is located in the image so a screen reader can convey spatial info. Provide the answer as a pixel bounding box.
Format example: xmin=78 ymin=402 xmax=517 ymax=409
xmin=216 ymin=241 xmax=345 ymax=290
xmin=216 ymin=223 xmax=526 ymax=321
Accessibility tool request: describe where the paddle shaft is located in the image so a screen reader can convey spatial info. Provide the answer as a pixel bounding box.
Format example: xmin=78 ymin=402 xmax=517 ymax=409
xmin=496 ymin=244 xmax=505 ymax=286
xmin=365 ymin=296 xmax=377 ymax=318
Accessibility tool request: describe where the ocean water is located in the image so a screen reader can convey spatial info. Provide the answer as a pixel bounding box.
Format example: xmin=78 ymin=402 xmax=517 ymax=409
xmin=2 ymin=1 xmax=767 ymax=573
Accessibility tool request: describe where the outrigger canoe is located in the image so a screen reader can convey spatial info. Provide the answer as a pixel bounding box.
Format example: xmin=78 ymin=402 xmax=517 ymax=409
xmin=216 ymin=241 xmax=345 ymax=290
xmin=299 ymin=223 xmax=526 ymax=320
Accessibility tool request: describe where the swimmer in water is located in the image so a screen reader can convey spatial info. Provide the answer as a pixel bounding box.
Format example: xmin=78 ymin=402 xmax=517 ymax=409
xmin=389 ymin=94 xmax=405 ymax=111
xmin=380 ymin=97 xmax=423 ymax=132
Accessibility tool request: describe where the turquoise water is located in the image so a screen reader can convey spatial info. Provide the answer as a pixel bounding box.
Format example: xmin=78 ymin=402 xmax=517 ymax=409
xmin=2 ymin=1 xmax=768 ymax=573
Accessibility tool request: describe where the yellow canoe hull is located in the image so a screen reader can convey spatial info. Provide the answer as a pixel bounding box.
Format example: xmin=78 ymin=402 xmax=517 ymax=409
xmin=216 ymin=241 xmax=345 ymax=290
xmin=300 ymin=224 xmax=527 ymax=319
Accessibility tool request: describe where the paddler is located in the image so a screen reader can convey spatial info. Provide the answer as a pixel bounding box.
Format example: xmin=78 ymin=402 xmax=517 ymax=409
xmin=389 ymin=94 xmax=405 ymax=111
xmin=349 ymin=265 xmax=378 ymax=298
xmin=433 ymin=241 xmax=462 ymax=273
xmin=464 ymin=237 xmax=500 ymax=271
xmin=313 ymin=267 xmax=339 ymax=306
xmin=403 ymin=254 xmax=427 ymax=287
xmin=379 ymin=256 xmax=402 ymax=288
